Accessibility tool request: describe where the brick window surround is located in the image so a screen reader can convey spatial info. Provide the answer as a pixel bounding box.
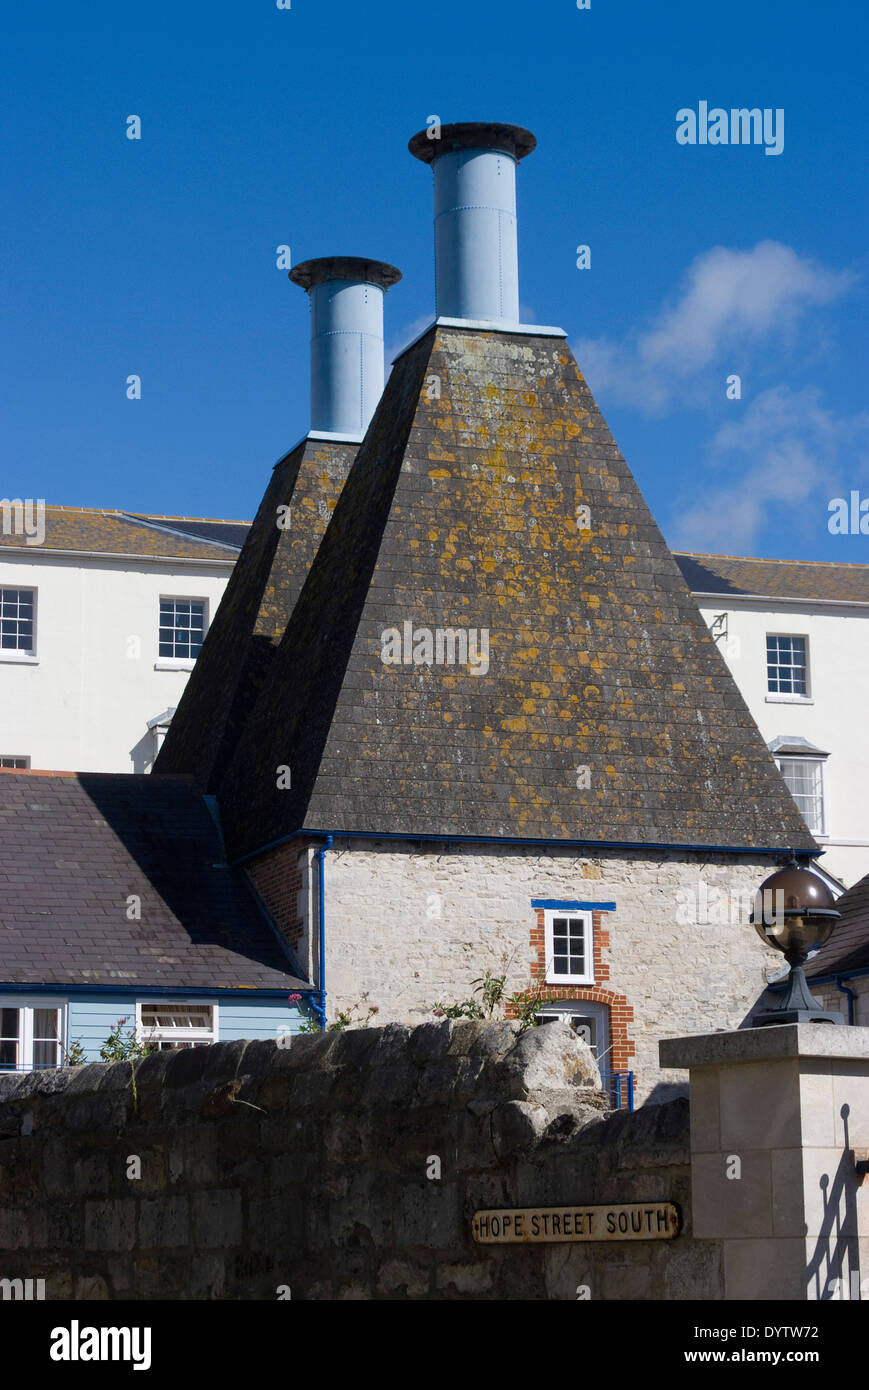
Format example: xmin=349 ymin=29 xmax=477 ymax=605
xmin=505 ymin=900 xmax=636 ymax=1074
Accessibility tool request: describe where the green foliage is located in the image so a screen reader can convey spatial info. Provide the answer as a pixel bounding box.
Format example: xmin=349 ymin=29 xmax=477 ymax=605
xmin=98 ymin=1017 xmax=155 ymax=1063
xmin=507 ymin=981 xmax=546 ymax=1031
xmin=327 ymin=999 xmax=379 ymax=1032
xmin=62 ymin=1039 xmax=88 ymax=1067
xmin=432 ymin=955 xmax=541 ymax=1031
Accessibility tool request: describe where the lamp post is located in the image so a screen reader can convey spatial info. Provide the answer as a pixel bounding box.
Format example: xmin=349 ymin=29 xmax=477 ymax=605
xmin=750 ymin=856 xmax=844 ymax=1026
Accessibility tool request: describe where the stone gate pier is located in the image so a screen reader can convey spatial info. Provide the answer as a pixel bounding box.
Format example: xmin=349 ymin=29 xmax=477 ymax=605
xmin=660 ymin=1023 xmax=869 ymax=1301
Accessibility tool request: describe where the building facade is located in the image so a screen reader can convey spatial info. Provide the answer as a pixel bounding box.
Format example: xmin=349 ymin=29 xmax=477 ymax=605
xmin=676 ymin=554 xmax=869 ymax=887
xmin=0 ymin=506 xmax=242 ymax=773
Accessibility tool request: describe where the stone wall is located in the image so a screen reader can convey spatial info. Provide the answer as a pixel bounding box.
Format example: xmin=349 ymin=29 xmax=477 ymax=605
xmin=0 ymin=1021 xmax=721 ymax=1301
xmin=814 ymin=977 xmax=869 ymax=1027
xmin=249 ymin=839 xmax=784 ymax=1102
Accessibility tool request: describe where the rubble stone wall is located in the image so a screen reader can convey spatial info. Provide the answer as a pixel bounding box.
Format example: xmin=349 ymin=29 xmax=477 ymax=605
xmin=0 ymin=1021 xmax=722 ymax=1300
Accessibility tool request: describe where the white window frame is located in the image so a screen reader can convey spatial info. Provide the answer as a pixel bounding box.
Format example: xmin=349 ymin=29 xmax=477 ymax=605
xmin=543 ymin=908 xmax=594 ymax=986
xmin=0 ymin=756 xmax=30 ymax=768
xmin=765 ymin=632 xmax=811 ymax=702
xmin=0 ymin=998 xmax=66 ymax=1072
xmin=135 ymin=999 xmax=219 ymax=1049
xmin=0 ymin=586 xmax=38 ymax=663
xmin=774 ymin=755 xmax=828 ymax=837
xmin=154 ymin=595 xmax=208 ymax=671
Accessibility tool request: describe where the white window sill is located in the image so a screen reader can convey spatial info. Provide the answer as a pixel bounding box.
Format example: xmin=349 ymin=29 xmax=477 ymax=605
xmin=765 ymin=695 xmax=813 ymax=705
xmin=545 ymin=977 xmax=595 ymax=988
xmin=0 ymin=653 xmax=38 ymax=664
xmin=154 ymin=659 xmax=196 ymax=672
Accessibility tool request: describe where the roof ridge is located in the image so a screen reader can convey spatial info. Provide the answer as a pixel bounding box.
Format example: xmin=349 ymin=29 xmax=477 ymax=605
xmin=22 ymin=502 xmax=252 ymax=524
xmin=674 ymin=550 xmax=869 ymax=571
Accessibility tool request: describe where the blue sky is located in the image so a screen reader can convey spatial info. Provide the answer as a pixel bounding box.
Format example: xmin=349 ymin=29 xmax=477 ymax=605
xmin=2 ymin=0 xmax=866 ymax=560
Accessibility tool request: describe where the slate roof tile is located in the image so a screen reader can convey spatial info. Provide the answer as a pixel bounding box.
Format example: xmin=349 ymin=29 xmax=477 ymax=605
xmin=0 ymin=772 xmax=306 ymax=990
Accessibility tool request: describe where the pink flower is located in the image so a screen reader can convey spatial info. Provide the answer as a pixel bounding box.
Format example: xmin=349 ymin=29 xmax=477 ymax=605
xmin=434 ymin=1008 xmax=445 ymax=1017
xmin=288 ymin=993 xmax=302 ymax=1003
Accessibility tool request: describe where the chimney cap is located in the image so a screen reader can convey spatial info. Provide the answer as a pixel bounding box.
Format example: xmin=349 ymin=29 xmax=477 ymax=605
xmin=409 ymin=121 xmax=536 ymax=165
xmin=289 ymin=257 xmax=402 ymax=292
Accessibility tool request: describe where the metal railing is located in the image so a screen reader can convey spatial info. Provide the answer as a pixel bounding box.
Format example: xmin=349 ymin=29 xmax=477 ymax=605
xmin=600 ymin=1069 xmax=635 ymax=1112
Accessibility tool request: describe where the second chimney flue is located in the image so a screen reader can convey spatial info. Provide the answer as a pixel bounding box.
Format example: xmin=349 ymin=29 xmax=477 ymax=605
xmin=290 ymin=257 xmax=401 ymax=439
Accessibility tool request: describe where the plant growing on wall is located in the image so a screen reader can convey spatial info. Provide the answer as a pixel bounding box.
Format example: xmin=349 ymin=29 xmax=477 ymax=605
xmin=99 ymin=1017 xmax=156 ymax=1063
xmin=61 ymin=1039 xmax=88 ymax=1067
xmin=432 ymin=957 xmax=545 ymax=1031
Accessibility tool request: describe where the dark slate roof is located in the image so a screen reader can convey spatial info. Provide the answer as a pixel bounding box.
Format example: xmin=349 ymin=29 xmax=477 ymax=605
xmin=217 ymin=325 xmax=818 ymax=859
xmin=0 ymin=772 xmax=306 ymax=990
xmin=675 ymin=553 xmax=869 ymax=604
xmin=0 ymin=506 xmax=247 ymax=560
xmin=807 ymin=871 xmax=869 ymax=978
xmin=154 ymin=439 xmax=357 ymax=790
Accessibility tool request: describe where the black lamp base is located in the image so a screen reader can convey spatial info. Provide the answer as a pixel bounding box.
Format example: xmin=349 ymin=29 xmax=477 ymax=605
xmin=752 ymin=962 xmax=845 ymax=1027
xmin=752 ymin=1007 xmax=845 ymax=1027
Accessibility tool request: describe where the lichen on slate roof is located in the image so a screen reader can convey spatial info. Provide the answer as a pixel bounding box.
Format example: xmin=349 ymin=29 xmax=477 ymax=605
xmin=215 ymin=325 xmax=817 ymax=860
xmin=155 ymin=438 xmax=356 ymax=790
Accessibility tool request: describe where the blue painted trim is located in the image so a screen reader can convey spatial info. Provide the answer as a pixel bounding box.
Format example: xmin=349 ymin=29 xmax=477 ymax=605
xmin=835 ymin=977 xmax=857 ymax=1025
xmin=0 ymin=983 xmax=314 ymax=1000
xmin=532 ymin=900 xmax=616 ymax=911
xmin=232 ymin=825 xmax=817 ymax=868
xmin=801 ymin=964 xmax=869 ymax=987
xmin=309 ymin=835 xmax=333 ymax=1030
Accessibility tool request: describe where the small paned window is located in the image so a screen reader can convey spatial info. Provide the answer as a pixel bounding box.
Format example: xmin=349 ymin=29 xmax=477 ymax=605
xmin=766 ymin=635 xmax=808 ymax=695
xmin=139 ymin=1003 xmax=216 ymax=1049
xmin=0 ymin=589 xmax=35 ymax=653
xmin=543 ymin=910 xmax=594 ymax=985
xmin=158 ymin=599 xmax=206 ymax=660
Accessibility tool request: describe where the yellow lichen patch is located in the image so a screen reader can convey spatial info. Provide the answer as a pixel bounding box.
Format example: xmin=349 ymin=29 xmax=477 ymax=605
xmin=485 ymin=383 xmax=499 ymax=400
xmin=428 ymin=468 xmax=451 ymax=479
xmin=502 ymin=717 xmax=528 ymax=733
xmin=428 ymin=529 xmax=439 ymax=542
xmin=516 ymin=647 xmax=540 ymax=661
xmin=558 ymin=708 xmax=573 ymax=721
xmin=585 ymin=595 xmax=601 ymax=609
xmin=481 ymin=557 xmax=498 ymax=573
xmin=530 ymin=683 xmax=551 ymax=698
xmin=584 ymin=686 xmax=601 ymax=700
xmin=520 ymin=698 xmax=536 ymax=714
xmin=605 ymin=766 xmax=617 ymax=778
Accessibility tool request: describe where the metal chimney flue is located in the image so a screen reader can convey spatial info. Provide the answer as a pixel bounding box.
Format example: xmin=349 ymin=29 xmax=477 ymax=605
xmin=289 ymin=257 xmax=402 ymax=439
xmin=409 ymin=122 xmax=536 ymax=325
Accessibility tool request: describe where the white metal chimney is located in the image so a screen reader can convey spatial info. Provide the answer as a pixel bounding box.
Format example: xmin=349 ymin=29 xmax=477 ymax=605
xmin=289 ymin=257 xmax=402 ymax=439
xmin=409 ymin=122 xmax=536 ymax=325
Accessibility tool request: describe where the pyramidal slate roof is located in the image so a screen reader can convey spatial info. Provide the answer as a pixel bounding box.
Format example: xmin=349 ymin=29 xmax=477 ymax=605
xmin=215 ymin=324 xmax=817 ymax=861
xmin=155 ymin=437 xmax=357 ymax=790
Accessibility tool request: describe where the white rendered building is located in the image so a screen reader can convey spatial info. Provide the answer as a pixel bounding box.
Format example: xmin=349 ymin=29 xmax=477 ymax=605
xmin=675 ymin=553 xmax=869 ymax=888
xmin=0 ymin=505 xmax=243 ymax=773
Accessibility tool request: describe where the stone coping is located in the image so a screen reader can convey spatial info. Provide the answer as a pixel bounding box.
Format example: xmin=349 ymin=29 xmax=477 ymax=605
xmin=659 ymin=1023 xmax=869 ymax=1070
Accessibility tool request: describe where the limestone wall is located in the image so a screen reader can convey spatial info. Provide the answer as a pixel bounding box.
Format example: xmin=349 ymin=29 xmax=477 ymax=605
xmin=0 ymin=1021 xmax=720 ymax=1301
xmin=299 ymin=840 xmax=784 ymax=1101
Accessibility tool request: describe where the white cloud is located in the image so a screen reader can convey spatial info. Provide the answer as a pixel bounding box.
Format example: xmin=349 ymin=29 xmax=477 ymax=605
xmin=575 ymin=241 xmax=854 ymax=416
xmin=667 ymin=386 xmax=869 ymax=553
